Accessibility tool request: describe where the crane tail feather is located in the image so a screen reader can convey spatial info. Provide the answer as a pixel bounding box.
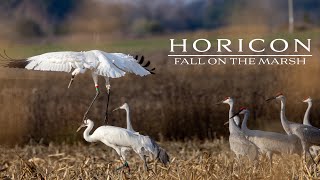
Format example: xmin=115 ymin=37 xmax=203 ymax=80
xmin=149 ymin=138 xmax=169 ymax=165
xmin=158 ymin=147 xmax=170 ymax=165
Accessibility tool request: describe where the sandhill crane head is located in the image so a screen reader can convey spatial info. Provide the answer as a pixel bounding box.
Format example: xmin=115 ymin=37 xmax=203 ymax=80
xmin=302 ymin=96 xmax=312 ymax=103
xmin=230 ymin=107 xmax=248 ymax=119
xmin=216 ymin=97 xmax=234 ymax=105
xmin=76 ymin=119 xmax=92 ymax=132
xmin=266 ymin=92 xmax=284 ymax=102
xmin=113 ymin=103 xmax=129 ymax=111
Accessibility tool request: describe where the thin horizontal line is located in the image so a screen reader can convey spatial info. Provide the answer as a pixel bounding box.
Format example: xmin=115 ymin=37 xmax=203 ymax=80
xmin=168 ymin=54 xmax=312 ymax=57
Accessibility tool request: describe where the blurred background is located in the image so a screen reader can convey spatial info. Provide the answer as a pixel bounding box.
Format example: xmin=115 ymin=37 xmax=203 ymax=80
xmin=0 ymin=0 xmax=320 ymax=145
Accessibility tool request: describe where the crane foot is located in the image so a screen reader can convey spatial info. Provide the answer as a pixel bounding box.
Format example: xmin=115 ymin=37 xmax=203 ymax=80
xmin=116 ymin=161 xmax=130 ymax=173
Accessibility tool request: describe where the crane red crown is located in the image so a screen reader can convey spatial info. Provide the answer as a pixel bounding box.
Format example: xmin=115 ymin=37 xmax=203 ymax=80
xmin=303 ymin=96 xmax=310 ymax=101
xmin=275 ymin=92 xmax=283 ymax=97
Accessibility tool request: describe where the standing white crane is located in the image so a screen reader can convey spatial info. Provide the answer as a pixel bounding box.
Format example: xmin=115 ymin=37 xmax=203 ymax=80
xmin=0 ymin=50 xmax=155 ymax=123
xmin=217 ymin=97 xmax=258 ymax=162
xmin=216 ymin=97 xmax=241 ymax=127
xmin=232 ymin=107 xmax=301 ymax=167
xmin=76 ymin=119 xmax=169 ymax=170
xmin=266 ymin=93 xmax=320 ymax=163
xmin=112 ymin=103 xmax=140 ymax=164
xmin=302 ymin=97 xmax=320 ymax=157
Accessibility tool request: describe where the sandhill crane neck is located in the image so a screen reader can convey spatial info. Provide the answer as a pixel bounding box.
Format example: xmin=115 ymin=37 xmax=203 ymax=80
xmin=303 ymin=98 xmax=312 ymax=126
xmin=218 ymin=97 xmax=240 ymax=127
xmin=278 ymin=96 xmax=292 ymax=135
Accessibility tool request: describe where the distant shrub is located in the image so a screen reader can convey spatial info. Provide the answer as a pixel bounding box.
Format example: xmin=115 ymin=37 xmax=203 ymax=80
xmin=15 ymin=18 xmax=44 ymax=37
xmin=132 ymin=19 xmax=164 ymax=36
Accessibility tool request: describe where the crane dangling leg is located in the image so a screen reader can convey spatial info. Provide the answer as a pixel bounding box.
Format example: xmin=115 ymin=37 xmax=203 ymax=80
xmin=83 ymin=86 xmax=100 ymax=121
xmin=68 ymin=75 xmax=75 ymax=88
xmin=104 ymin=77 xmax=111 ymax=124
xmin=83 ymin=73 xmax=100 ymax=121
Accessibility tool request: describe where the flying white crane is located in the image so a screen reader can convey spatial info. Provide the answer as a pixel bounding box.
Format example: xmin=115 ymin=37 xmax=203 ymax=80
xmin=218 ymin=97 xmax=258 ymax=162
xmin=267 ymin=93 xmax=320 ymax=163
xmin=232 ymin=107 xmax=301 ymax=167
xmin=77 ymin=119 xmax=169 ymax=170
xmin=216 ymin=97 xmax=241 ymax=127
xmin=302 ymin=97 xmax=320 ymax=157
xmin=0 ymin=50 xmax=155 ymax=123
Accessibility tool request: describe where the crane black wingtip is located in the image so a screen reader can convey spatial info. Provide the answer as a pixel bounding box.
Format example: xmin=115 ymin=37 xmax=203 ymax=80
xmin=138 ymin=56 xmax=144 ymax=64
xmin=143 ymin=61 xmax=150 ymax=68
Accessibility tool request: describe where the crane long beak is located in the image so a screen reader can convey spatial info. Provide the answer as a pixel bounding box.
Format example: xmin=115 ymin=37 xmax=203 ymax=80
xmin=230 ymin=110 xmax=241 ymax=119
xmin=224 ymin=121 xmax=229 ymax=125
xmin=215 ymin=101 xmax=223 ymax=105
xmin=266 ymin=96 xmax=276 ymax=102
xmin=68 ymin=75 xmax=75 ymax=89
xmin=76 ymin=124 xmax=86 ymax=132
xmin=112 ymin=107 xmax=120 ymax=112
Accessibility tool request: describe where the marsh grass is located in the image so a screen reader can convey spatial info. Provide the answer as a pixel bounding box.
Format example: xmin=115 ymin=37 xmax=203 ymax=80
xmin=0 ymin=140 xmax=319 ymax=179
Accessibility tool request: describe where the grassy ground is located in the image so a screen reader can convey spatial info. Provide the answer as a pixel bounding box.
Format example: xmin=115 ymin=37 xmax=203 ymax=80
xmin=0 ymin=140 xmax=317 ymax=179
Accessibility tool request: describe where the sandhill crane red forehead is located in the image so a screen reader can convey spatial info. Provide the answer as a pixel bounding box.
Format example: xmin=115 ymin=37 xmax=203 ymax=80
xmin=302 ymin=96 xmax=311 ymax=101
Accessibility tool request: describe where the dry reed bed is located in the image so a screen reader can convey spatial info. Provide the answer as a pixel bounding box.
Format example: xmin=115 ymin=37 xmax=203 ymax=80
xmin=0 ymin=140 xmax=319 ymax=179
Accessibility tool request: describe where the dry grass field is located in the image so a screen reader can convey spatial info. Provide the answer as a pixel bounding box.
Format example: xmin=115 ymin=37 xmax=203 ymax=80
xmin=0 ymin=140 xmax=317 ymax=179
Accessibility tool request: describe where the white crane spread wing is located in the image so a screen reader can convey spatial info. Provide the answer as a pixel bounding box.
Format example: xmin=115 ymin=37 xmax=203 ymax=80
xmin=2 ymin=50 xmax=154 ymax=78
xmin=25 ymin=51 xmax=84 ymax=73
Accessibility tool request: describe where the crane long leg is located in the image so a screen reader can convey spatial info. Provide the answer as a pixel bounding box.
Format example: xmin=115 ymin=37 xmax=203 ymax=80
xmin=83 ymin=89 xmax=100 ymax=121
xmin=139 ymin=154 xmax=150 ymax=171
xmin=104 ymin=89 xmax=111 ymax=124
xmin=308 ymin=149 xmax=317 ymax=165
